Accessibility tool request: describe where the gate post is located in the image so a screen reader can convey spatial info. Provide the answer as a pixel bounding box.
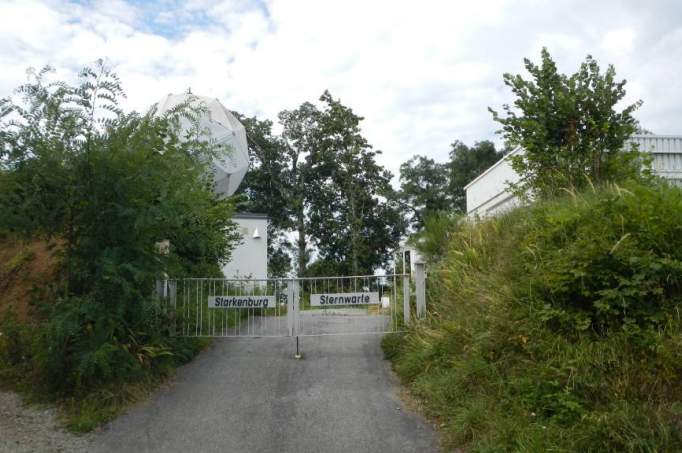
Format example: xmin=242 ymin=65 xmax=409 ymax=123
xmin=293 ymin=279 xmax=300 ymax=338
xmin=286 ymin=279 xmax=302 ymax=358
xmin=169 ymin=280 xmax=177 ymax=336
xmin=155 ymin=279 xmax=164 ymax=300
xmin=403 ymin=274 xmax=410 ymax=325
xmin=415 ymin=263 xmax=426 ymax=319
xmin=286 ymin=279 xmax=296 ymax=337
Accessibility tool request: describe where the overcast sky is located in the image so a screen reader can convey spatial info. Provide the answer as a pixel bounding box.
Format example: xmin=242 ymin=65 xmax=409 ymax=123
xmin=2 ymin=0 xmax=681 ymax=178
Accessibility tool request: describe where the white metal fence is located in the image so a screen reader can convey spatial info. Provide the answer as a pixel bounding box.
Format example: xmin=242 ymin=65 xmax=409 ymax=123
xmin=158 ymin=266 xmax=427 ymax=338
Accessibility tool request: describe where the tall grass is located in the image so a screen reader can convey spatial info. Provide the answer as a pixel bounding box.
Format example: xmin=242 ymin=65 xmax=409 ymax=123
xmin=384 ymin=181 xmax=682 ymax=452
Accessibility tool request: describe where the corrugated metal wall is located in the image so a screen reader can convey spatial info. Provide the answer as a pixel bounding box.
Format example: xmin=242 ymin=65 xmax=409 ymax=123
xmin=628 ymin=135 xmax=682 ymax=186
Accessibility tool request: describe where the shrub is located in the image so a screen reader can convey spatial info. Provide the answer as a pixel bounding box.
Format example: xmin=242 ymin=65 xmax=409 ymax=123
xmin=0 ymin=62 xmax=237 ymax=425
xmin=490 ymin=48 xmax=645 ymax=199
xmin=385 ymin=180 xmax=682 ymax=451
xmin=523 ymin=182 xmax=682 ymax=334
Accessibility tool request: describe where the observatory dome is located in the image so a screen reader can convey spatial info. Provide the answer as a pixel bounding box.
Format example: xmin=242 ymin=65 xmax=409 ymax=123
xmin=154 ymin=93 xmax=249 ymax=197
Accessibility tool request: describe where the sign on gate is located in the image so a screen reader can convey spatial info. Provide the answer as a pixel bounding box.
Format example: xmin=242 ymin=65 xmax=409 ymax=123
xmin=158 ymin=272 xmax=425 ymax=339
xmin=208 ymin=295 xmax=276 ymax=308
xmin=310 ymin=292 xmax=380 ymax=307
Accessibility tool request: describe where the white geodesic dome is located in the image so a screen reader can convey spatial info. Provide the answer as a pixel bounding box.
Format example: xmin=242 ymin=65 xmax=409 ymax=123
xmin=154 ymin=93 xmax=249 ymax=197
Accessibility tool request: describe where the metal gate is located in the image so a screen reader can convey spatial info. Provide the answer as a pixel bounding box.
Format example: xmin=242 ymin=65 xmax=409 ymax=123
xmin=157 ymin=266 xmax=426 ymax=338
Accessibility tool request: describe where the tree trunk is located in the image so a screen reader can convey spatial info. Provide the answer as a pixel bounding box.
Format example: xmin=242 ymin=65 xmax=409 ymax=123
xmin=288 ymin=143 xmax=307 ymax=277
xmin=296 ymin=201 xmax=306 ymax=277
xmin=349 ymin=186 xmax=359 ymax=276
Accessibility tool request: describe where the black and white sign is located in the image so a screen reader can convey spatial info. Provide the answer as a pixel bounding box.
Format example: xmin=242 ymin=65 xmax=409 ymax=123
xmin=208 ymin=295 xmax=276 ymax=309
xmin=310 ymin=292 xmax=380 ymax=306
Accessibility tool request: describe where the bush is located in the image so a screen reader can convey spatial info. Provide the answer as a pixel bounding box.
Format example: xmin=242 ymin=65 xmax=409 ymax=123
xmin=0 ymin=63 xmax=236 ymax=427
xmin=523 ymin=183 xmax=682 ymax=334
xmin=385 ymin=180 xmax=682 ymax=452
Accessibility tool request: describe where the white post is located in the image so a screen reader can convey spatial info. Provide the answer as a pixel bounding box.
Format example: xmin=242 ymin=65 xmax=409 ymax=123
xmin=415 ymin=262 xmax=426 ymax=319
xmin=293 ymin=279 xmax=300 ymax=337
xmin=402 ymin=249 xmax=406 ymax=276
xmin=287 ymin=279 xmax=296 ymax=337
xmin=155 ymin=279 xmax=164 ymax=300
xmin=403 ymin=274 xmax=410 ymax=325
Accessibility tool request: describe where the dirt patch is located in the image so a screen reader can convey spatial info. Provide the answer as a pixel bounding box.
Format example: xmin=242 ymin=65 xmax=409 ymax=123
xmin=0 ymin=238 xmax=59 ymax=322
xmin=0 ymin=391 xmax=89 ymax=452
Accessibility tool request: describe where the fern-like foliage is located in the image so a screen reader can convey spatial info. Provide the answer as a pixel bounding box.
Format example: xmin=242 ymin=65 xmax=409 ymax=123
xmin=0 ymin=62 xmax=239 ymax=392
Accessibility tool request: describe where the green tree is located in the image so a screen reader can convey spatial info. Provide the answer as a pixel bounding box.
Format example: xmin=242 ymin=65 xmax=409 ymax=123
xmin=489 ymin=48 xmax=643 ymax=198
xmin=310 ymin=91 xmax=404 ymax=275
xmin=397 ymin=141 xmax=503 ymax=227
xmin=278 ymin=102 xmax=324 ymax=276
xmin=235 ymin=92 xmax=406 ymax=277
xmin=398 ymin=156 xmax=450 ymax=229
xmin=448 ymin=140 xmax=505 ymax=212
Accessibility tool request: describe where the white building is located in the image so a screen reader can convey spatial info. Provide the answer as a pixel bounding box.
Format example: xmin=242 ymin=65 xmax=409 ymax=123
xmin=222 ymin=213 xmax=268 ymax=280
xmin=465 ymin=134 xmax=682 ymax=217
xmin=464 ymin=147 xmax=522 ymax=217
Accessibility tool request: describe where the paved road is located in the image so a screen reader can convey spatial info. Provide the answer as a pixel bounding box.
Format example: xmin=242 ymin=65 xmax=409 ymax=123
xmin=87 ymin=313 xmax=438 ymax=453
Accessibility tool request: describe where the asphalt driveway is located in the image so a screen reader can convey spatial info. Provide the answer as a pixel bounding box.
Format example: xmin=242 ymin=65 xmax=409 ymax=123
xmin=87 ymin=313 xmax=438 ymax=453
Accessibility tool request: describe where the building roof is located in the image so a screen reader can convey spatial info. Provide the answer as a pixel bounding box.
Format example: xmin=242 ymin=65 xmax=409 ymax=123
xmin=463 ymin=147 xmax=521 ymax=191
xmin=465 ymin=134 xmax=682 ymax=192
xmin=233 ymin=212 xmax=269 ymax=219
xmin=465 ymin=134 xmax=682 ymax=216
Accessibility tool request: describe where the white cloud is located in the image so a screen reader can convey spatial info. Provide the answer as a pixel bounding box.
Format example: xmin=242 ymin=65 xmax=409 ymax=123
xmin=602 ymin=28 xmax=637 ymax=56
xmin=1 ymin=0 xmax=681 ymax=180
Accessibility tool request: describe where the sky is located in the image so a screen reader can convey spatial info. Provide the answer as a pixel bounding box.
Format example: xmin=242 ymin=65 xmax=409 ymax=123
xmin=1 ymin=0 xmax=681 ymax=180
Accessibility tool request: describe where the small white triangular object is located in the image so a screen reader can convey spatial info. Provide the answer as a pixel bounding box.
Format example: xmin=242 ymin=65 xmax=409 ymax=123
xmin=252 ymin=228 xmax=260 ymax=239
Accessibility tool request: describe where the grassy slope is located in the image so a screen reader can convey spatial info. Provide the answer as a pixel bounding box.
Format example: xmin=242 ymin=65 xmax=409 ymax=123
xmin=384 ymin=183 xmax=682 ymax=452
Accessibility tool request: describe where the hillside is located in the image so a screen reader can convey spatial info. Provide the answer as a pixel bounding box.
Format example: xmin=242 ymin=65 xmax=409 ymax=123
xmin=384 ymin=181 xmax=682 ymax=452
xmin=0 ymin=237 xmax=59 ymax=323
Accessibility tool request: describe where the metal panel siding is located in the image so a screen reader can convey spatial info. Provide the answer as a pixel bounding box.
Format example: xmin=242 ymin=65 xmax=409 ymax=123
xmin=628 ymin=135 xmax=682 ymax=154
xmin=630 ymin=135 xmax=682 ymax=183
xmin=656 ymin=153 xmax=682 ymax=171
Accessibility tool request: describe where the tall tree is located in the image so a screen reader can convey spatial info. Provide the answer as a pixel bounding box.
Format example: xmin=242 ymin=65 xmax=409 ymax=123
xmin=237 ymin=93 xmax=405 ymax=277
xmin=397 ymin=141 xmax=503 ymax=228
xmin=278 ymin=102 xmax=325 ymax=276
xmin=448 ymin=140 xmax=505 ymax=212
xmin=398 ymin=156 xmax=450 ymax=230
xmin=310 ymin=91 xmax=404 ymax=275
xmin=489 ymin=48 xmax=643 ymax=198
